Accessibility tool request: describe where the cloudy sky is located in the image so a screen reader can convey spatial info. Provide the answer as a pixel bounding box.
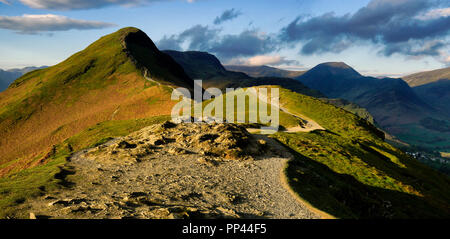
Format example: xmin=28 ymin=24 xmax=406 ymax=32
xmin=0 ymin=0 xmax=449 ymax=76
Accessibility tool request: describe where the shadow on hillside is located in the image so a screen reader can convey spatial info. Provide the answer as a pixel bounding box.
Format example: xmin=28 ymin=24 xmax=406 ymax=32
xmin=275 ymin=139 xmax=449 ymax=218
xmin=356 ymin=141 xmax=450 ymax=201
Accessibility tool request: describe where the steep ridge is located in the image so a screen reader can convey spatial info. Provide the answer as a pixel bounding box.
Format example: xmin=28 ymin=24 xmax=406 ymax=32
xmin=0 ymin=27 xmax=195 ymax=175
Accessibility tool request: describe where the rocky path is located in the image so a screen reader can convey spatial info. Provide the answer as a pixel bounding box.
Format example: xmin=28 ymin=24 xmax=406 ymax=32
xmin=15 ymin=122 xmax=320 ymax=219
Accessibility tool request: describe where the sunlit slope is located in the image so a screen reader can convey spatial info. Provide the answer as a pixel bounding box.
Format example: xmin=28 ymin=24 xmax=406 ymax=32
xmin=0 ymin=27 xmax=193 ymax=175
xmin=271 ymin=87 xmax=450 ymax=218
xmin=0 ymin=116 xmax=170 ymax=218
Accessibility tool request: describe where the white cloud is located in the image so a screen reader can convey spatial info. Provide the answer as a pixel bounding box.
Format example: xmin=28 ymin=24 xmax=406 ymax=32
xmin=0 ymin=0 xmax=11 ymax=4
xmin=0 ymin=14 xmax=116 ymax=34
xmin=417 ymin=8 xmax=450 ymax=20
xmin=18 ymin=0 xmax=192 ymax=10
xmin=228 ymin=55 xmax=298 ymax=66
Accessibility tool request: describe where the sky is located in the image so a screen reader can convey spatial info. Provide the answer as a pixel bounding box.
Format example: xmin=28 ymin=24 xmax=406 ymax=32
xmin=0 ymin=0 xmax=449 ymax=77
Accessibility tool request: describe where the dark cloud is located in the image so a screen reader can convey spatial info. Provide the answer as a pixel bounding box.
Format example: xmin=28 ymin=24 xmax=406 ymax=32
xmin=157 ymin=25 xmax=275 ymax=59
xmin=178 ymin=25 xmax=220 ymax=50
xmin=382 ymin=40 xmax=447 ymax=57
xmin=0 ymin=14 xmax=115 ymax=34
xmin=157 ymin=35 xmax=183 ymax=51
xmin=214 ymin=8 xmax=242 ymax=25
xmin=209 ymin=30 xmax=276 ymax=58
xmin=280 ymin=0 xmax=450 ymax=57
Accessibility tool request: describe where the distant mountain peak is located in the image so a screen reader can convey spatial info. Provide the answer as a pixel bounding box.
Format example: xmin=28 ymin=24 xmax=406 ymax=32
xmin=320 ymin=62 xmax=353 ymax=69
xmin=305 ymin=62 xmax=361 ymax=79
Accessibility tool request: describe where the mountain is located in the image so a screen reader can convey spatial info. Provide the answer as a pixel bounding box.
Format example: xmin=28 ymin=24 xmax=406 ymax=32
xmin=163 ymin=50 xmax=323 ymax=98
xmin=403 ymin=67 xmax=450 ymax=87
xmin=0 ymin=70 xmax=20 ymax=92
xmin=412 ymin=80 xmax=450 ymax=117
xmin=0 ymin=66 xmax=47 ymax=92
xmin=0 ymin=27 xmax=195 ymax=175
xmin=296 ymin=62 xmax=450 ymax=152
xmin=166 ymin=51 xmax=382 ymax=123
xmin=1 ymin=30 xmax=449 ymax=218
xmin=225 ymin=65 xmax=305 ymax=78
xmin=403 ymin=67 xmax=450 ymax=118
xmin=297 ymin=62 xmax=432 ymax=126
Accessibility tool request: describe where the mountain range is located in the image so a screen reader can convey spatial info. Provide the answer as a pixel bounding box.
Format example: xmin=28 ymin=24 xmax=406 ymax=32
xmin=404 ymin=67 xmax=450 ymax=118
xmin=225 ymin=65 xmax=305 ymax=79
xmin=0 ymin=27 xmax=449 ymax=219
xmin=0 ymin=66 xmax=47 ymax=92
xmin=230 ymin=62 xmax=450 ymax=153
xmin=163 ymin=50 xmax=323 ymax=98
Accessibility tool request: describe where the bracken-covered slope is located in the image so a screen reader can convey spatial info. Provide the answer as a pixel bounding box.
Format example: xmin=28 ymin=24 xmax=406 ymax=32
xmin=0 ymin=27 xmax=195 ymax=175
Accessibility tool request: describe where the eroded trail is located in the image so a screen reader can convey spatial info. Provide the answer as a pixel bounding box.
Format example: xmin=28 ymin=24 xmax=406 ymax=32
xmin=279 ymin=105 xmax=325 ymax=132
xmin=16 ymin=123 xmax=320 ymax=219
xmin=248 ymin=88 xmax=325 ymax=133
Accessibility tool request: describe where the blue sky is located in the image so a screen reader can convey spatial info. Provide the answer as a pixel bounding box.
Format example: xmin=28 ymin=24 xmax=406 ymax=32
xmin=0 ymin=0 xmax=449 ymax=77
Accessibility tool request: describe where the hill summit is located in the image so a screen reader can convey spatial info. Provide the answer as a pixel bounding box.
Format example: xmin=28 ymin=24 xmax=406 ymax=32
xmin=301 ymin=62 xmax=362 ymax=80
xmin=0 ymin=27 xmax=195 ymax=174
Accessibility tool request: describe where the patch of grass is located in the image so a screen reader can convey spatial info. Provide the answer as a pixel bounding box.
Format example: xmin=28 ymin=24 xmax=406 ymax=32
xmin=0 ymin=116 xmax=169 ymax=218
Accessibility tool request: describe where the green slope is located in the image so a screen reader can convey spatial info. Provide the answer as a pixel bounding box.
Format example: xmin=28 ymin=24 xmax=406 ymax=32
xmin=269 ymin=87 xmax=450 ymax=218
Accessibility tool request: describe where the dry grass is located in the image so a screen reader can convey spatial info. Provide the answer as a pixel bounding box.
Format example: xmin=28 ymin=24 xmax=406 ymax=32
xmin=0 ymin=72 xmax=176 ymax=176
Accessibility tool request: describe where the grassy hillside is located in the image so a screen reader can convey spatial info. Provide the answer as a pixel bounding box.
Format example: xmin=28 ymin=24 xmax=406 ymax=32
xmin=0 ymin=27 xmax=193 ymax=176
xmin=203 ymin=85 xmax=450 ymax=217
xmin=269 ymin=87 xmax=450 ymax=218
xmin=320 ymin=98 xmax=375 ymax=124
